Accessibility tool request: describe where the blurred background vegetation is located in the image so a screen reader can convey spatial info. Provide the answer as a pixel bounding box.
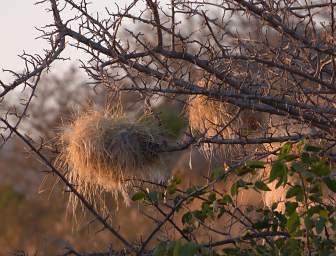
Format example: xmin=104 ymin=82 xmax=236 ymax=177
xmin=0 ymin=67 xmax=205 ymax=255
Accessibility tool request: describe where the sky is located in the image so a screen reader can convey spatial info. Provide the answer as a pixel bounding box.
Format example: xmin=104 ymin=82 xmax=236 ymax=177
xmin=0 ymin=0 xmax=115 ymax=83
xmin=0 ymin=0 xmax=49 ymax=82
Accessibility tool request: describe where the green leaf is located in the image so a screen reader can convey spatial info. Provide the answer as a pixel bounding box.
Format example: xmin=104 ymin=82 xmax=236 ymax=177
xmin=310 ymin=161 xmax=331 ymax=177
xmin=182 ymin=212 xmax=193 ymax=225
xmin=173 ymin=240 xmax=181 ymax=256
xmin=308 ymin=205 xmax=325 ymax=215
xmin=286 ymin=185 xmax=303 ymax=201
xmin=309 ymin=184 xmax=321 ymax=194
xmin=301 ymin=152 xmax=311 ymax=164
xmin=231 ymin=182 xmax=239 ymax=196
xmin=287 ymin=212 xmax=300 ymax=233
xmin=201 ymin=202 xmax=213 ymax=217
xmin=166 ymin=241 xmax=176 ymax=256
xmin=131 ymin=192 xmax=146 ymax=201
xmin=153 ymin=242 xmax=167 ymax=256
xmin=182 ymin=226 xmax=194 ymax=234
xmin=308 ymin=194 xmax=322 ymax=203
xmin=270 ymin=161 xmax=287 ymax=183
xmin=147 ymin=191 xmax=161 ymax=204
xmin=285 ymin=202 xmax=298 ymax=216
xmin=208 ymin=192 xmax=216 ymax=202
xmin=247 ymin=160 xmax=265 ymax=169
xmin=157 ymin=108 xmax=187 ymax=139
xmin=235 ymin=166 xmax=254 ymax=176
xmin=180 ymin=242 xmax=199 ymax=256
xmin=193 ymin=210 xmax=206 ymax=222
xmin=279 ymin=143 xmax=292 ymax=159
xmin=171 ymin=175 xmax=182 ymax=185
xmin=319 ymin=209 xmax=329 ymax=219
xmin=255 ymin=180 xmax=271 ymax=191
xmin=315 ymin=217 xmax=327 ymax=234
xmin=291 ymin=161 xmax=306 ymax=172
xmin=304 ymin=144 xmax=322 ymax=152
xmin=271 ymin=202 xmax=279 ymax=211
xmin=211 ymin=167 xmax=225 ymax=181
xmin=230 ymin=179 xmax=248 ymax=196
xmin=283 ymin=154 xmax=298 ymax=162
xmin=167 ymin=184 xmax=176 ymax=195
xmin=323 ymin=177 xmax=336 ymax=193
xmin=253 ymin=218 xmax=271 ymax=230
xmin=219 ymin=195 xmax=233 ymax=205
xmin=304 ymin=216 xmax=313 ymax=230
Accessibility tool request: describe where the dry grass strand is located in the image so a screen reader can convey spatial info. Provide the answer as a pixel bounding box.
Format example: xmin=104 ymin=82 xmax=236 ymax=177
xmin=56 ymin=111 xmax=167 ymax=211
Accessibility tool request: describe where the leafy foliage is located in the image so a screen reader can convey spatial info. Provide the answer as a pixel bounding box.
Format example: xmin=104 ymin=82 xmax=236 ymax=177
xmin=133 ymin=143 xmax=336 ymax=255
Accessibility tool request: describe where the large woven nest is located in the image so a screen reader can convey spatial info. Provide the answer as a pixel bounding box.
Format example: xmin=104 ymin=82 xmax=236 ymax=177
xmin=188 ymin=79 xmax=267 ymax=164
xmin=57 ymin=111 xmax=167 ymax=207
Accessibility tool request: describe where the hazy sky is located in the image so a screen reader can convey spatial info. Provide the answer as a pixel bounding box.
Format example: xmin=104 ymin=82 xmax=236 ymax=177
xmin=0 ymin=0 xmax=117 ymax=83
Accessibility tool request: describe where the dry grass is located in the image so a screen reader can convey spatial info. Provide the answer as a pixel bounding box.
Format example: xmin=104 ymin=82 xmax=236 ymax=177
xmin=187 ymin=82 xmax=295 ymax=211
xmin=188 ymin=79 xmax=267 ymax=164
xmin=56 ymin=110 xmax=167 ymax=210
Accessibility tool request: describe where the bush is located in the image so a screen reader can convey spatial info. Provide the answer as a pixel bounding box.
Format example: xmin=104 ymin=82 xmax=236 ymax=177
xmin=132 ymin=142 xmax=336 ymax=255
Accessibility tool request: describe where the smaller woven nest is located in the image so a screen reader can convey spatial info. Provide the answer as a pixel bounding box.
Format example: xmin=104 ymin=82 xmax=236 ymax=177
xmin=188 ymin=79 xmax=267 ymax=164
xmin=57 ymin=111 xmax=166 ymax=208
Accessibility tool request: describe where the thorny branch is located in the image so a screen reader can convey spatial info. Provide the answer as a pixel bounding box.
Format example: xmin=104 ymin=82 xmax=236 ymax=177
xmin=2 ymin=0 xmax=336 ymax=254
